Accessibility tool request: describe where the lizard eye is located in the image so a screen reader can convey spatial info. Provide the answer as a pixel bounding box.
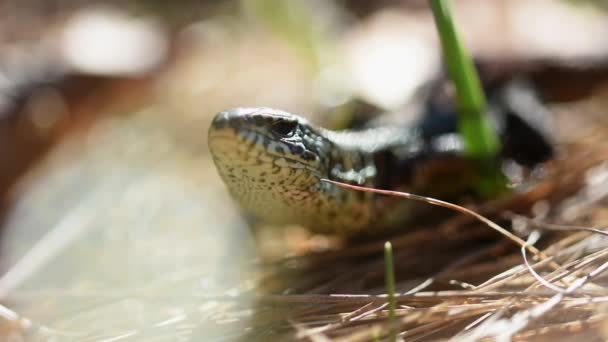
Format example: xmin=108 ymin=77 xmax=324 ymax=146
xmin=270 ymin=120 xmax=298 ymax=137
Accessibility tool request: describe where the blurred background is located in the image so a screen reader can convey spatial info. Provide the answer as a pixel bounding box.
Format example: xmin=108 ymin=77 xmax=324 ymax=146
xmin=0 ymin=0 xmax=608 ymax=340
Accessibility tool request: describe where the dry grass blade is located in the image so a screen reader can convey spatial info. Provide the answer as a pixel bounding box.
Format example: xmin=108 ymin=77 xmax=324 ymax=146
xmin=322 ymin=179 xmax=559 ymax=269
xmin=458 ymin=259 xmax=608 ymax=340
xmin=506 ymin=212 xmax=608 ymax=237
xmin=521 ymin=231 xmax=567 ymax=293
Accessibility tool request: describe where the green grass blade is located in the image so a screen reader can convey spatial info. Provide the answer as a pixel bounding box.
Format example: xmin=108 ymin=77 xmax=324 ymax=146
xmin=430 ymin=0 xmax=505 ymax=195
xmin=430 ymin=0 xmax=500 ymax=158
xmin=384 ymin=241 xmax=397 ymax=342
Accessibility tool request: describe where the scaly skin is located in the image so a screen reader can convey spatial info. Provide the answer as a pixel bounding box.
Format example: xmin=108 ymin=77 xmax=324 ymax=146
xmin=208 ymin=107 xmax=480 ymax=236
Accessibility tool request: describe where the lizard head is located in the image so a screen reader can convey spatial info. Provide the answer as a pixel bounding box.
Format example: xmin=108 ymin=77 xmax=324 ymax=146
xmin=208 ymin=107 xmax=332 ymax=227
